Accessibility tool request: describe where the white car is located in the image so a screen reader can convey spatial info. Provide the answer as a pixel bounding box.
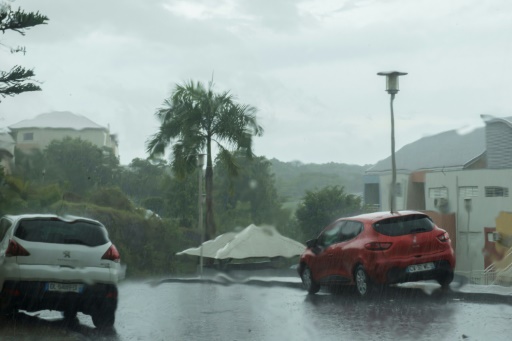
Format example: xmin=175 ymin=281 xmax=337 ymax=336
xmin=0 ymin=214 xmax=124 ymax=328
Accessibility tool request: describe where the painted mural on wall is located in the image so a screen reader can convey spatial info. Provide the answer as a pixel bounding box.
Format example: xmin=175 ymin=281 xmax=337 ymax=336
xmin=489 ymin=211 xmax=512 ymax=284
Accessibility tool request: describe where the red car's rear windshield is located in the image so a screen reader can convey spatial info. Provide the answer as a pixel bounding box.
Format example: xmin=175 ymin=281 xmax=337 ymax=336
xmin=373 ymin=214 xmax=435 ymax=236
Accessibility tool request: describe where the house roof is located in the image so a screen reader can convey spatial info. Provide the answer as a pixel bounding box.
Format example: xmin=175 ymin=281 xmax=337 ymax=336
xmin=481 ymin=114 xmax=512 ymax=127
xmin=366 ymin=127 xmax=486 ymax=174
xmin=8 ymin=111 xmax=107 ymax=131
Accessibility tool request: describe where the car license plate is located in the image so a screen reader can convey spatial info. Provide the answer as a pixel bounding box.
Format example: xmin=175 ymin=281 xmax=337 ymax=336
xmin=46 ymin=282 xmax=84 ymax=293
xmin=406 ymin=262 xmax=435 ymax=273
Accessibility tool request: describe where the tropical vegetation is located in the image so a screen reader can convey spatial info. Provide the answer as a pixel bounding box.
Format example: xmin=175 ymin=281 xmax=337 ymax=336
xmin=0 ymin=3 xmax=48 ymax=100
xmin=146 ymin=79 xmax=263 ymax=240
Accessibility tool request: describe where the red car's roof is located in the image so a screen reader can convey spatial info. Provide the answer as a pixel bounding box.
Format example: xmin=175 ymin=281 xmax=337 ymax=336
xmin=342 ymin=210 xmax=428 ymax=224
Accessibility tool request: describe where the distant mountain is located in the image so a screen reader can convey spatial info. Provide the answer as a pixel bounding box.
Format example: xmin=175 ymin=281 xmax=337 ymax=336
xmin=269 ymin=159 xmax=371 ymax=203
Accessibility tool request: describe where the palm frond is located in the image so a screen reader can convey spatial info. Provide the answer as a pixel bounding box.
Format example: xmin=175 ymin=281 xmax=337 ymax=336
xmin=216 ymin=146 xmax=240 ymax=178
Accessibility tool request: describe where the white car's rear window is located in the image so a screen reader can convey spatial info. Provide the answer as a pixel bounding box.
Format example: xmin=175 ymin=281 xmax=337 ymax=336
xmin=14 ymin=219 xmax=109 ymax=247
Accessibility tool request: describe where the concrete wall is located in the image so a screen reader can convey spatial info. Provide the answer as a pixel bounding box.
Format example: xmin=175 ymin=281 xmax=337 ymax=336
xmin=426 ymin=169 xmax=512 ymax=272
xmin=377 ymin=172 xmax=410 ymax=211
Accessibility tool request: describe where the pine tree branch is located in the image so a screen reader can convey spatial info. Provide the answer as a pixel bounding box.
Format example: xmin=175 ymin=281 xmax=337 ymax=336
xmin=0 ymin=65 xmax=41 ymax=99
xmin=0 ymin=7 xmax=49 ymax=35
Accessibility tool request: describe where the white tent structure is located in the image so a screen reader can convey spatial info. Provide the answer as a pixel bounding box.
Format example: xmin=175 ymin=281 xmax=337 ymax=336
xmin=176 ymin=224 xmax=306 ymax=260
xmin=176 ymin=232 xmax=237 ymax=258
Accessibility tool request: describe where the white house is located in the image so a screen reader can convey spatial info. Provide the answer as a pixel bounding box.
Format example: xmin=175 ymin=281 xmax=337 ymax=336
xmin=8 ymin=111 xmax=119 ymax=158
xmin=363 ymin=114 xmax=512 ymax=278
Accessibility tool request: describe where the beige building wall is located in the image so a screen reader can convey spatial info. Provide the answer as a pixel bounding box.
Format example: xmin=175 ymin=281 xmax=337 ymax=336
xmin=378 ymin=172 xmax=410 ymax=211
xmin=426 ymin=169 xmax=512 ymax=273
xmin=13 ymin=128 xmax=118 ymax=157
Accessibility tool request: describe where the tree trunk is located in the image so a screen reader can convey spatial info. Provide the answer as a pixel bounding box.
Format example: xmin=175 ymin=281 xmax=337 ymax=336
xmin=205 ymin=140 xmax=216 ymax=240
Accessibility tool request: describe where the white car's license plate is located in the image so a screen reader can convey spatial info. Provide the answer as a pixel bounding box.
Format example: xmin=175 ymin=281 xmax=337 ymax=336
xmin=46 ymin=282 xmax=84 ymax=293
xmin=406 ymin=262 xmax=435 ymax=273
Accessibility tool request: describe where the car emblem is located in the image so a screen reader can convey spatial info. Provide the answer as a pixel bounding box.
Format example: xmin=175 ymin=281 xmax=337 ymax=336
xmin=412 ymin=236 xmax=417 ymax=244
xmin=63 ymin=251 xmax=71 ymax=258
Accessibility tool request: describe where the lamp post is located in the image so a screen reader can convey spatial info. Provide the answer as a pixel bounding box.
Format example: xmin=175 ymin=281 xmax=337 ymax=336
xmin=377 ymin=71 xmax=407 ymax=214
xmin=197 ymin=153 xmax=206 ymax=276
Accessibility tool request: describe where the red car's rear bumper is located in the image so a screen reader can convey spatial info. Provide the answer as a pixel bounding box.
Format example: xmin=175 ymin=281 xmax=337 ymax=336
xmin=366 ymin=250 xmax=456 ymax=284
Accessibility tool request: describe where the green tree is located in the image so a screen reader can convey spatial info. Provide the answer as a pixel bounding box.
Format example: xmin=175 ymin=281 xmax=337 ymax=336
xmin=44 ymin=137 xmax=119 ymax=196
xmin=13 ymin=148 xmax=45 ymax=183
xmin=118 ymin=158 xmax=169 ymax=204
xmin=164 ymin=173 xmax=198 ymax=228
xmin=295 ymin=185 xmax=362 ymax=241
xmin=0 ymin=3 xmax=48 ymax=100
xmin=146 ymin=79 xmax=263 ymax=239
xmin=214 ymin=153 xmax=289 ymax=232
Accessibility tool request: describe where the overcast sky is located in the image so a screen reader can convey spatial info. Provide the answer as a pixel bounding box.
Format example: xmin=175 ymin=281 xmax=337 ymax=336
xmin=2 ymin=0 xmax=512 ymax=166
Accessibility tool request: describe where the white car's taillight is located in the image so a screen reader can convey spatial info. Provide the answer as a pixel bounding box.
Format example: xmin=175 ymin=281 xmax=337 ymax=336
xmin=5 ymin=239 xmax=30 ymax=257
xmin=101 ymin=244 xmax=121 ymax=263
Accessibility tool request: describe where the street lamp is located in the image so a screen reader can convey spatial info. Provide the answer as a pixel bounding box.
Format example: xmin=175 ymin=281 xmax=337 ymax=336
xmin=377 ymin=71 xmax=407 ymax=213
xmin=197 ymin=153 xmax=206 ymax=276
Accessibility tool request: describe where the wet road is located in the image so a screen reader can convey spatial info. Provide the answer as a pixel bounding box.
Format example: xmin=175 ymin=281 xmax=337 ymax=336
xmin=0 ymin=275 xmax=511 ymax=341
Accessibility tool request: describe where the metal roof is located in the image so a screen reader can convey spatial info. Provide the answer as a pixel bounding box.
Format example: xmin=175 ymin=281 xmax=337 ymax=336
xmin=8 ymin=111 xmax=107 ymax=131
xmin=365 ymin=127 xmax=486 ymax=174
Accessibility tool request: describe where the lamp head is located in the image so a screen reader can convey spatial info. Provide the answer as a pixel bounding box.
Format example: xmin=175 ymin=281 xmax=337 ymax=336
xmin=377 ymin=71 xmax=407 ymax=94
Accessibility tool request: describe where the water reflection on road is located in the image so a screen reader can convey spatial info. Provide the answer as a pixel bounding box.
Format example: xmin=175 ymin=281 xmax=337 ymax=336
xmin=0 ymin=277 xmax=511 ymax=340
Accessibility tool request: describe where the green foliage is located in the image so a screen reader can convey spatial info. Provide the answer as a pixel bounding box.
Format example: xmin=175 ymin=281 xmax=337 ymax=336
xmin=26 ymin=183 xmax=62 ymax=212
xmin=214 ymin=153 xmax=290 ymax=233
xmin=117 ymin=158 xmax=169 ymax=204
xmin=87 ymin=187 xmax=134 ymax=212
xmin=141 ymin=197 xmax=165 ymax=216
xmin=146 ymin=79 xmax=263 ymax=239
xmin=295 ymin=185 xmax=362 ymax=241
xmin=0 ymin=5 xmax=49 ymax=100
xmin=270 ymin=159 xmax=367 ymax=203
xmin=165 ymin=172 xmax=198 ymax=227
xmin=43 ymin=137 xmax=119 ymax=195
xmin=13 ymin=148 xmax=45 ymax=182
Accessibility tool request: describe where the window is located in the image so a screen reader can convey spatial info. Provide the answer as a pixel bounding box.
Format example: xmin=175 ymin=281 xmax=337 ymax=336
xmin=23 ymin=132 xmax=34 ymax=141
xmin=339 ymin=221 xmax=363 ymax=242
xmin=395 ymin=183 xmax=403 ymax=197
xmin=373 ymin=214 xmax=434 ymax=236
xmin=317 ymin=221 xmax=345 ymax=247
xmin=487 ymin=232 xmax=500 ymax=242
xmin=485 ymin=186 xmax=509 ymax=197
xmin=15 ymin=219 xmax=108 ymax=246
xmin=459 ymin=186 xmax=478 ymax=198
xmin=429 ymin=187 xmax=448 ymax=198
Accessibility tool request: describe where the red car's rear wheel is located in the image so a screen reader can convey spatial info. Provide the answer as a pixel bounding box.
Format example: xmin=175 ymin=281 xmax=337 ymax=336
xmin=355 ymin=265 xmax=372 ymax=297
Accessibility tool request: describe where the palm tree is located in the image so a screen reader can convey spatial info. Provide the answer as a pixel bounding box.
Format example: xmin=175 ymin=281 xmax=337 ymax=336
xmin=146 ymin=80 xmax=263 ymax=239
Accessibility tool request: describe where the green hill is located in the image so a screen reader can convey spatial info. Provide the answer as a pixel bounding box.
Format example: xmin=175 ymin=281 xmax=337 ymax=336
xmin=269 ymin=159 xmax=370 ymax=206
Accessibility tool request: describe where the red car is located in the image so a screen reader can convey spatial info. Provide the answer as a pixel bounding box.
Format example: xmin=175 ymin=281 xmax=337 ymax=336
xmin=298 ymin=211 xmax=455 ymax=296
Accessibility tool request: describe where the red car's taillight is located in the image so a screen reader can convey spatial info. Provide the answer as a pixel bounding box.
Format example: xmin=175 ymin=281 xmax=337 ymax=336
xmin=5 ymin=239 xmax=30 ymax=257
xmin=101 ymin=244 xmax=121 ymax=263
xmin=364 ymin=242 xmax=392 ymax=251
xmin=437 ymin=232 xmax=450 ymax=242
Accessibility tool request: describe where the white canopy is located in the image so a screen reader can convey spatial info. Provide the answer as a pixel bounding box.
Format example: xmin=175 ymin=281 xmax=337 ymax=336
xmin=176 ymin=232 xmax=237 ymax=258
xmin=177 ymin=224 xmax=306 ymax=260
